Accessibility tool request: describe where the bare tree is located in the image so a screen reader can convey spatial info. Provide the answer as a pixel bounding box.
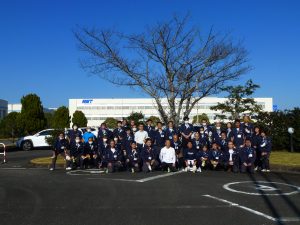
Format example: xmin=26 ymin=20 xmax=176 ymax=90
xmin=74 ymin=15 xmax=251 ymax=126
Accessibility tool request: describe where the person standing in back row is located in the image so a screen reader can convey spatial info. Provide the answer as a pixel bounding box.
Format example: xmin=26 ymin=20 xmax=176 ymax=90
xmin=180 ymin=116 xmax=194 ymax=148
xmin=134 ymin=123 xmax=148 ymax=153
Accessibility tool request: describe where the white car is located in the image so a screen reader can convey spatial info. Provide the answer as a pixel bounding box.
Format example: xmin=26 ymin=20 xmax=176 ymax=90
xmin=16 ymin=129 xmax=54 ymax=151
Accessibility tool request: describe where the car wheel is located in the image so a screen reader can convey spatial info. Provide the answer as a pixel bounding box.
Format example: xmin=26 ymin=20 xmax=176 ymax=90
xmin=22 ymin=141 xmax=33 ymax=151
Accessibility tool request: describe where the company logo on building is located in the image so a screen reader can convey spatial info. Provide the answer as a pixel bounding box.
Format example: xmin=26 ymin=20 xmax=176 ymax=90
xmin=82 ymin=99 xmax=93 ymax=104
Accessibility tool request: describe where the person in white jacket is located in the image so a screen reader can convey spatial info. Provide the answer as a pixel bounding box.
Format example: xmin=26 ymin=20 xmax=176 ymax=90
xmin=159 ymin=140 xmax=177 ymax=172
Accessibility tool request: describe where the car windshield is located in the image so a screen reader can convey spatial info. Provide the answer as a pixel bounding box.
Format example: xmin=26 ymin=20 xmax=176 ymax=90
xmin=38 ymin=130 xmax=51 ymax=136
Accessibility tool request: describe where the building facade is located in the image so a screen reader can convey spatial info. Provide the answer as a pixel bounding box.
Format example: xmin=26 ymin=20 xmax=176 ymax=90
xmin=8 ymin=103 xmax=56 ymax=114
xmin=0 ymin=99 xmax=8 ymax=120
xmin=69 ymin=97 xmax=273 ymax=127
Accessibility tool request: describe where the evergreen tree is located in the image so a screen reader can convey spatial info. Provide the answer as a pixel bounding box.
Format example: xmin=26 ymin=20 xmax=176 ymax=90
xmin=52 ymin=106 xmax=70 ymax=129
xmin=18 ymin=93 xmax=46 ymax=134
xmin=210 ymin=80 xmax=262 ymax=120
xmin=104 ymin=117 xmax=118 ymax=129
xmin=72 ymin=110 xmax=87 ymax=127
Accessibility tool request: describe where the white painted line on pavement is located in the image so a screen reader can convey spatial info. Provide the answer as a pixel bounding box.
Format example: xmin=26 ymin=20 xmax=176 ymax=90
xmin=87 ymin=171 xmax=184 ymax=183
xmin=136 ymin=171 xmax=184 ymax=183
xmin=203 ymin=194 xmax=300 ymax=222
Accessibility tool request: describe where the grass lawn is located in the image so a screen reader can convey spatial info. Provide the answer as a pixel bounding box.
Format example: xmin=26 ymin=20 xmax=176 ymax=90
xmin=270 ymin=151 xmax=300 ymax=167
xmin=30 ymin=155 xmax=65 ymax=165
xmin=29 ymin=151 xmax=300 ymax=168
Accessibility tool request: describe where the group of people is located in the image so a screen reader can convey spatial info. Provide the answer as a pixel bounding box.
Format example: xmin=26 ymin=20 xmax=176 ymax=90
xmin=50 ymin=116 xmax=272 ymax=174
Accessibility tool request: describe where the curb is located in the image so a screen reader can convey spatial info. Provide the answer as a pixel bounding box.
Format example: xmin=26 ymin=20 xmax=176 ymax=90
xmin=270 ymin=164 xmax=300 ymax=174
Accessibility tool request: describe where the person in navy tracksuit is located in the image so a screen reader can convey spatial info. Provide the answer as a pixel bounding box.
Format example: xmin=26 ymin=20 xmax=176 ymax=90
xmin=180 ymin=116 xmax=194 ymax=148
xmin=69 ymin=136 xmax=84 ymax=170
xmin=106 ymin=140 xmax=123 ymax=173
xmin=199 ymin=127 xmax=210 ymax=147
xmin=209 ymin=143 xmax=224 ymax=170
xmin=226 ymin=122 xmax=234 ymax=141
xmin=217 ymin=131 xmax=229 ymax=153
xmin=196 ymin=145 xmax=210 ymax=171
xmin=141 ymin=138 xmax=159 ymax=172
xmin=212 ymin=122 xmax=223 ymax=144
xmin=84 ymin=137 xmax=99 ymax=168
xmin=113 ymin=121 xmax=125 ymax=139
xmin=223 ymin=141 xmax=240 ymax=173
xmin=183 ymin=141 xmax=197 ymax=172
xmin=240 ymin=139 xmax=256 ymax=174
xmin=123 ymin=127 xmax=134 ymax=152
xmin=67 ymin=124 xmax=82 ymax=145
xmin=242 ymin=116 xmax=254 ymax=139
xmin=78 ymin=137 xmax=91 ymax=169
xmin=232 ymin=120 xmax=245 ymax=149
xmin=145 ymin=119 xmax=156 ymax=141
xmin=125 ymin=141 xmax=140 ymax=173
xmin=50 ymin=132 xmax=69 ymax=171
xmin=98 ymin=135 xmax=109 ymax=169
xmin=259 ymin=131 xmax=272 ymax=172
xmin=192 ymin=132 xmax=203 ymax=151
xmin=201 ymin=119 xmax=212 ymax=136
xmin=165 ymin=121 xmax=178 ymax=141
xmin=252 ymin=126 xmax=262 ymax=169
xmin=97 ymin=123 xmax=113 ymax=143
xmin=171 ymin=134 xmax=183 ymax=169
xmin=153 ymin=122 xmax=166 ymax=150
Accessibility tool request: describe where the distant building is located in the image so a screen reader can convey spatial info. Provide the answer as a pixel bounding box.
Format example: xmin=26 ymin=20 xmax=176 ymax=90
xmin=0 ymin=99 xmax=8 ymax=119
xmin=8 ymin=103 xmax=56 ymax=114
xmin=69 ymin=97 xmax=273 ymax=127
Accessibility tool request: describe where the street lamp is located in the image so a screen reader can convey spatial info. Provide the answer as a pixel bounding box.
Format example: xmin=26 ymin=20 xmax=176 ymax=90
xmin=288 ymin=127 xmax=294 ymax=152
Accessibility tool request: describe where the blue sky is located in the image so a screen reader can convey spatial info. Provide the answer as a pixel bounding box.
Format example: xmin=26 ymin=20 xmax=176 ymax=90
xmin=0 ymin=0 xmax=299 ymax=109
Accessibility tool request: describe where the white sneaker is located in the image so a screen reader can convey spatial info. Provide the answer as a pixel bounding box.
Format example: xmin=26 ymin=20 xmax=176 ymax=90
xmin=266 ymin=169 xmax=270 ymax=172
xmin=197 ymin=167 xmax=202 ymax=173
xmin=254 ymin=167 xmax=258 ymax=171
xmin=49 ymin=168 xmax=54 ymax=171
xmin=192 ymin=165 xmax=197 ymax=173
xmin=261 ymin=169 xmax=267 ymax=172
xmin=167 ymin=167 xmax=171 ymax=173
xmin=66 ymin=167 xmax=72 ymax=171
xmin=148 ymin=165 xmax=152 ymax=172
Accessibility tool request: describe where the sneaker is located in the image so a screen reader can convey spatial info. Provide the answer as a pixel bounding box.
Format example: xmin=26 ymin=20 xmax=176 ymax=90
xmin=266 ymin=169 xmax=270 ymax=172
xmin=261 ymin=169 xmax=267 ymax=172
xmin=49 ymin=168 xmax=54 ymax=171
xmin=197 ymin=167 xmax=202 ymax=173
xmin=192 ymin=165 xmax=197 ymax=173
xmin=148 ymin=165 xmax=152 ymax=172
xmin=254 ymin=166 xmax=258 ymax=171
xmin=66 ymin=167 xmax=72 ymax=171
xmin=131 ymin=168 xmax=135 ymax=173
xmin=167 ymin=167 xmax=171 ymax=173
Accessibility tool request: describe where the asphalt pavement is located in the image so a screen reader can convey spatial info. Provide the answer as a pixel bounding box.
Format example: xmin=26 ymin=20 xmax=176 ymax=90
xmin=0 ymin=150 xmax=299 ymax=225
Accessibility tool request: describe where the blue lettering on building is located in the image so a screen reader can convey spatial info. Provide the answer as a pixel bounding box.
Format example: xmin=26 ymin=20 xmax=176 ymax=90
xmin=82 ymin=99 xmax=93 ymax=104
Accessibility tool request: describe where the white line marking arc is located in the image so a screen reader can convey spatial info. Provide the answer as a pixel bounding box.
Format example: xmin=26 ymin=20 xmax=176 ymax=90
xmin=203 ymin=194 xmax=300 ymax=222
xmin=223 ymin=181 xmax=300 ymax=196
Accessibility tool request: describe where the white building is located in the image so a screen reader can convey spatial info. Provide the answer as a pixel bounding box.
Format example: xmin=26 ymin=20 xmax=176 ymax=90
xmin=69 ymin=97 xmax=273 ymax=127
xmin=8 ymin=103 xmax=56 ymax=114
xmin=0 ymin=99 xmax=8 ymax=119
xmin=7 ymin=103 xmax=22 ymax=113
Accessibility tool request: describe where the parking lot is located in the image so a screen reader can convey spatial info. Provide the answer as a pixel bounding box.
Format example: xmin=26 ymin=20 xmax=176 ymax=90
xmin=0 ymin=150 xmax=299 ymax=225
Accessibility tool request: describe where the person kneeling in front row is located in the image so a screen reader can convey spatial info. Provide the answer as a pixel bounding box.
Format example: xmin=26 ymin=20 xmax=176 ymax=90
xmin=125 ymin=141 xmax=141 ymax=173
xmin=106 ymin=140 xmax=123 ymax=173
xmin=141 ymin=138 xmax=159 ymax=173
xmin=160 ymin=140 xmax=177 ymax=172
